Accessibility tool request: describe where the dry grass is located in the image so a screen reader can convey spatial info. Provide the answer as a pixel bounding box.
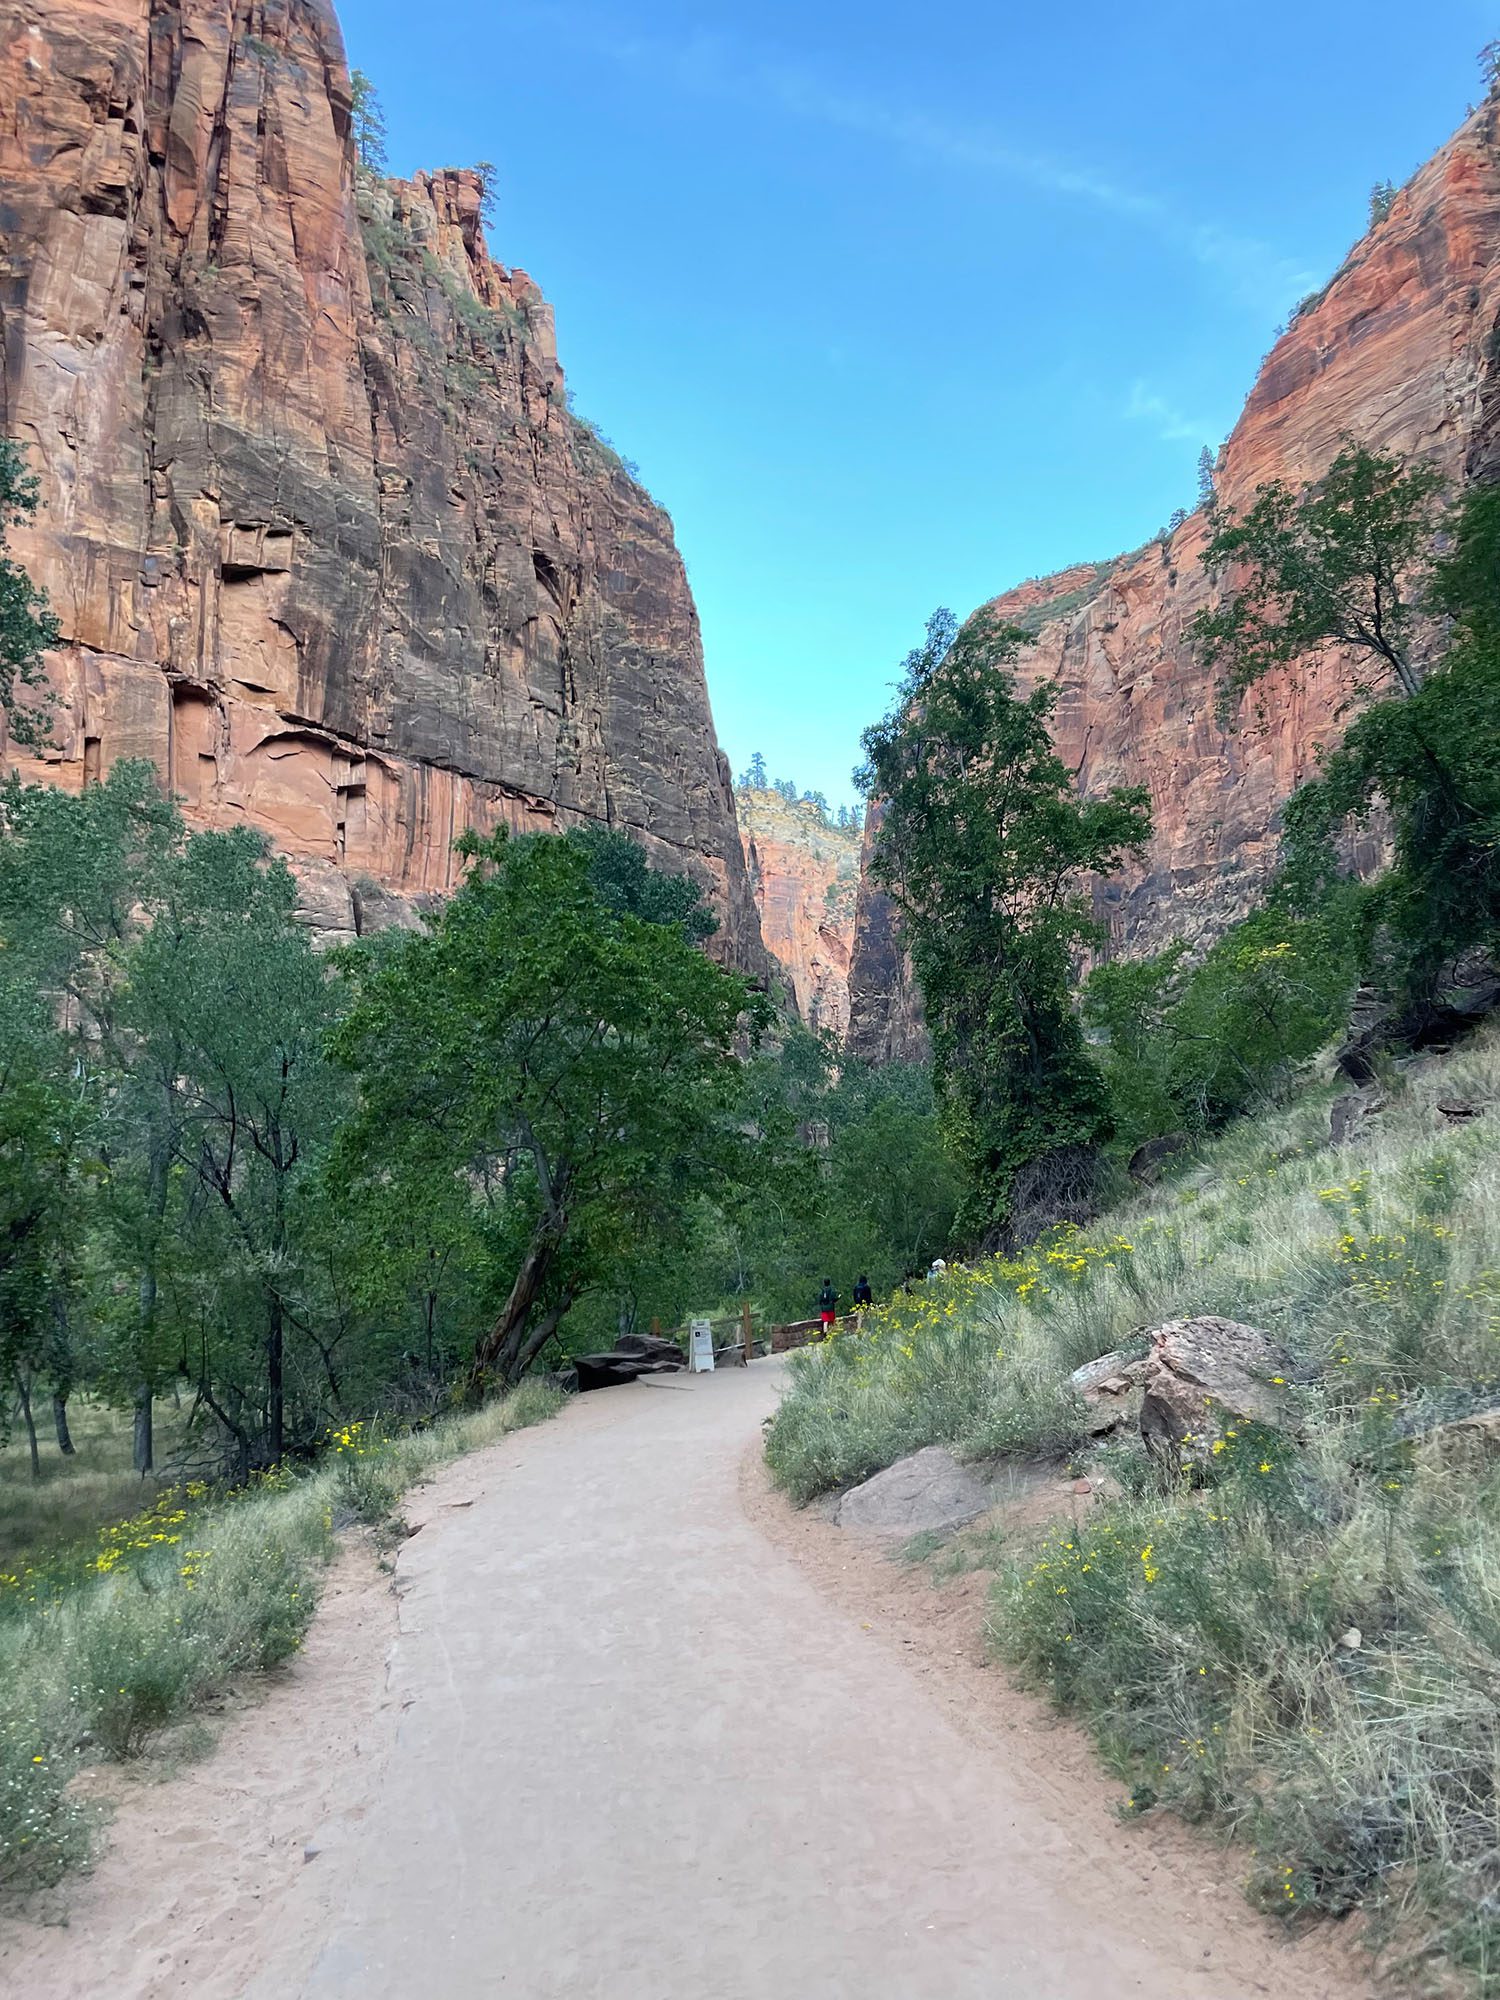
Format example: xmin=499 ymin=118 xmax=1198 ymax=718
xmin=0 ymin=1378 xmax=563 ymax=1888
xmin=767 ymin=1028 xmax=1500 ymax=1987
xmin=0 ymin=1398 xmax=188 ymax=1573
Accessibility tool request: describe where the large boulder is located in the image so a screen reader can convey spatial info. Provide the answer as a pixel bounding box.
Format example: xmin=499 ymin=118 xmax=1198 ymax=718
xmin=1137 ymin=1316 xmax=1294 ymax=1465
xmin=573 ymin=1332 xmax=686 ymax=1392
xmin=1338 ymin=951 xmax=1500 ymax=1082
xmin=836 ymin=1447 xmax=992 ymax=1535
xmin=1068 ymin=1347 xmax=1149 ymax=1435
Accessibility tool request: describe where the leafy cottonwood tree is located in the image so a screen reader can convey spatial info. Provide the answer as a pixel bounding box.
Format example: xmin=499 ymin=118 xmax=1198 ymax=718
xmin=0 ymin=764 xmax=181 ymax=1468
xmin=121 ymin=830 xmax=346 ymax=1467
xmin=0 ymin=441 xmax=58 ymax=750
xmin=0 ymin=770 xmax=350 ymax=1472
xmin=859 ymin=608 xmax=1151 ymax=1243
xmin=0 ymin=971 xmax=82 ymax=1474
xmin=1192 ymin=443 xmax=1499 ymax=1008
xmin=1084 ymin=897 xmax=1365 ymax=1148
xmin=334 ymin=828 xmax=772 ymax=1389
xmin=1192 ymin=443 xmax=1444 ymax=713
xmin=1279 ymin=481 xmax=1500 ymax=1000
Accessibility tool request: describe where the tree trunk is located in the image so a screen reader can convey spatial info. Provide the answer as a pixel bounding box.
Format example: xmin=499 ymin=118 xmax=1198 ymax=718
xmin=267 ymin=1293 xmax=285 ymax=1464
xmin=134 ymin=1138 xmax=168 ymax=1475
xmin=16 ymin=1373 xmax=39 ymax=1480
xmin=471 ymin=1224 xmax=559 ymax=1385
xmin=133 ymin=1386 xmax=154 ymax=1476
xmin=52 ymin=1392 xmax=74 ymax=1456
xmin=511 ymin=1294 xmax=576 ymax=1381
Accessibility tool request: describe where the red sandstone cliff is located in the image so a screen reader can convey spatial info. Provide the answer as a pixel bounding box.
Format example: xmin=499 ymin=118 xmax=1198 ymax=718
xmin=848 ymin=102 xmax=1500 ymax=1061
xmin=735 ymin=789 xmax=859 ymax=1036
xmin=0 ymin=0 xmax=767 ymax=974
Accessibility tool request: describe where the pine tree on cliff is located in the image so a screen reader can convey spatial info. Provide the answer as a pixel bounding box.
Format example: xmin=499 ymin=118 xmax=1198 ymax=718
xmin=0 ymin=441 xmax=58 ymax=750
xmin=1196 ymin=446 xmax=1217 ymax=509
xmin=350 ymin=69 xmax=387 ymax=174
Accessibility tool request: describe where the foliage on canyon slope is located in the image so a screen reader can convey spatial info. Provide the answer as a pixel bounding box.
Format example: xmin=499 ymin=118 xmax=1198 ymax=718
xmin=858 ymin=606 xmax=1151 ymax=1245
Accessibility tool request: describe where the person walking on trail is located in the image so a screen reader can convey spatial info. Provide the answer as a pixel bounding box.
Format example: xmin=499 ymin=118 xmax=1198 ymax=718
xmin=852 ymin=1274 xmax=873 ymax=1309
xmin=818 ymin=1278 xmax=838 ymax=1331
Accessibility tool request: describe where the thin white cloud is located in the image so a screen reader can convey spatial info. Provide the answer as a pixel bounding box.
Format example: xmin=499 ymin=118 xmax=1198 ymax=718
xmin=1124 ymin=380 xmax=1217 ymax=446
xmin=516 ymin=7 xmax=1316 ymax=314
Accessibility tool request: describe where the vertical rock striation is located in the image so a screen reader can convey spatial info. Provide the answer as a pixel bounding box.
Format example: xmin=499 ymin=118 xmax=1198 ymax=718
xmin=0 ymin=0 xmax=767 ymax=971
xmin=735 ymin=788 xmax=859 ymax=1035
xmin=847 ymin=103 xmax=1500 ymax=1061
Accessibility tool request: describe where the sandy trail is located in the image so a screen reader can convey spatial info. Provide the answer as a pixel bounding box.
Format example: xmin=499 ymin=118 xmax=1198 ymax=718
xmin=7 ymin=1360 xmax=1371 ymax=2000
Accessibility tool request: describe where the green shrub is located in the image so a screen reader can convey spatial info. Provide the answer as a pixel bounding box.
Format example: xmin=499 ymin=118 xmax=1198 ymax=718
xmin=0 ymin=1706 xmax=90 ymax=1886
xmin=74 ymin=1590 xmax=212 ymax=1757
xmin=769 ymin=1024 xmax=1500 ymax=1981
xmin=334 ymin=1449 xmax=402 ymax=1526
xmin=0 ymin=1380 xmax=561 ymax=1881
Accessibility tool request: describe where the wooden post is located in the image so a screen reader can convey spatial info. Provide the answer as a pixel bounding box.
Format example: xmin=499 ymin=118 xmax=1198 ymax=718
xmin=741 ymin=1300 xmax=754 ymax=1368
xmin=650 ymin=1317 xmax=662 ymax=1337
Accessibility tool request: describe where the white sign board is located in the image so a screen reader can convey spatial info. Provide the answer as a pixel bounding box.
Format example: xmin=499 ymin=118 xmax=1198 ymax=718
xmin=688 ymin=1317 xmax=715 ymax=1373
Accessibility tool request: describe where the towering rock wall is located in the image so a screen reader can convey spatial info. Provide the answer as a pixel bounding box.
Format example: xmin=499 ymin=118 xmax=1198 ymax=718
xmin=735 ymin=788 xmax=860 ymax=1036
xmin=0 ymin=0 xmax=767 ymax=971
xmin=848 ymin=102 xmax=1500 ymax=1061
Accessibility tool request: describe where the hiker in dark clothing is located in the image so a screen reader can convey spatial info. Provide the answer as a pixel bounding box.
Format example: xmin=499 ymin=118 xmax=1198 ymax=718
xmin=852 ymin=1274 xmax=873 ymax=1309
xmin=817 ymin=1278 xmax=838 ymax=1331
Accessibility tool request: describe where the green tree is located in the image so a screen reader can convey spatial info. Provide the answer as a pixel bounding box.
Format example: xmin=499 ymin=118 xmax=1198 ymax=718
xmin=0 ymin=764 xmax=182 ymax=1467
xmin=1281 ymin=481 xmax=1500 ymax=1001
xmin=859 ymin=608 xmax=1151 ymax=1243
xmin=1086 ymin=902 xmax=1363 ymax=1145
xmin=120 ymin=829 xmax=346 ymax=1467
xmin=1368 ymin=180 xmax=1398 ymax=227
xmin=334 ymin=829 xmax=771 ymax=1388
xmin=1196 ymin=445 xmax=1217 ymax=509
xmin=1192 ymin=443 xmax=1443 ymax=712
xmin=0 ymin=441 xmax=59 ymax=750
xmin=0 ymin=971 xmax=82 ymax=1475
xmin=563 ymin=822 xmax=717 ymax=941
xmin=350 ymin=68 xmax=387 ymax=174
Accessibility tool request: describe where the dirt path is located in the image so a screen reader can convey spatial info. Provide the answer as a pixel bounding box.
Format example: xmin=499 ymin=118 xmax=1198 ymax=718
xmin=7 ymin=1362 xmax=1372 ymax=1999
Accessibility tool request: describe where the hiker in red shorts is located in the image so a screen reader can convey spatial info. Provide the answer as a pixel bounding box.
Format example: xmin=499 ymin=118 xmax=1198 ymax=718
xmin=817 ymin=1278 xmax=838 ymax=1332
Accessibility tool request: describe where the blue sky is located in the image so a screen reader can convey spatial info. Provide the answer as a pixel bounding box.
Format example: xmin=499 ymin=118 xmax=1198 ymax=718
xmin=339 ymin=0 xmax=1493 ymax=808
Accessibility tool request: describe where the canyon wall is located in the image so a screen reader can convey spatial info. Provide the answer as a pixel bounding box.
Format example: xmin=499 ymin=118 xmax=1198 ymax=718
xmin=0 ymin=0 xmax=768 ymax=973
xmin=847 ymin=100 xmax=1500 ymax=1060
xmin=735 ymin=789 xmax=860 ymax=1036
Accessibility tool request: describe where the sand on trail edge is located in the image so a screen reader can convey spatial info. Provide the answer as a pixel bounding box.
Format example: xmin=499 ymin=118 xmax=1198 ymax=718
xmin=0 ymin=1442 xmax=510 ymax=2000
xmin=2 ymin=1400 xmax=1378 ymax=2000
xmin=744 ymin=1449 xmax=1379 ymax=2000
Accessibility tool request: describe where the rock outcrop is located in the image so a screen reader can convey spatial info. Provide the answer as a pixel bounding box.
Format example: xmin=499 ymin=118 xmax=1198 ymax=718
xmin=735 ymin=788 xmax=859 ymax=1033
xmin=0 ymin=0 xmax=767 ymax=972
xmin=848 ymin=103 xmax=1500 ymax=1060
xmin=835 ymin=1445 xmax=993 ymax=1535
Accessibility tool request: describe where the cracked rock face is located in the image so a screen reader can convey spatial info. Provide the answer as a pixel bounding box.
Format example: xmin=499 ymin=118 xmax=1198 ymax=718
xmin=735 ymin=789 xmax=859 ymax=1035
xmin=848 ymin=104 xmax=1500 ymax=1061
xmin=0 ymin=0 xmax=767 ymax=975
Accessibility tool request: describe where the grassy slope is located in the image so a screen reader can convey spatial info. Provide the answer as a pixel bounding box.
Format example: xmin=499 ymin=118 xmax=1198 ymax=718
xmin=767 ymin=1031 xmax=1500 ymax=1986
xmin=0 ymin=1381 xmax=561 ymax=1888
xmin=0 ymin=1400 xmax=192 ymax=1574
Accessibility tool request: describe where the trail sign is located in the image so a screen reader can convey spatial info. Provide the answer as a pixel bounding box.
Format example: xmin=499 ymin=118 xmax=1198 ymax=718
xmin=688 ymin=1318 xmax=715 ymax=1372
